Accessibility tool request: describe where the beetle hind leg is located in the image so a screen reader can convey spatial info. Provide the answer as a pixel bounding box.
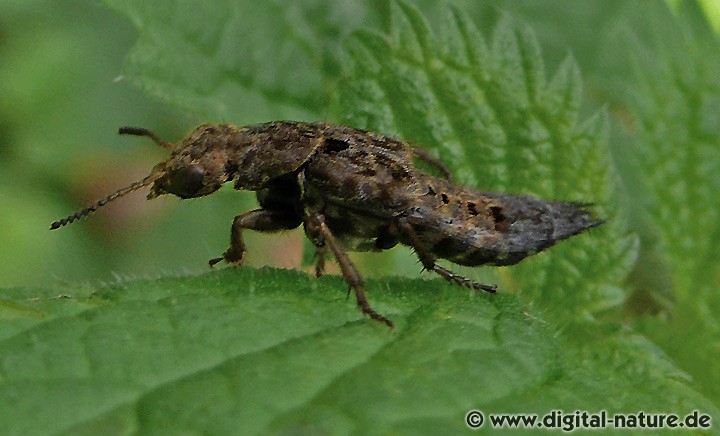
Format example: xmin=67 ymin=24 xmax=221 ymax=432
xmin=396 ymin=218 xmax=497 ymax=294
xmin=412 ymin=147 xmax=454 ymax=181
xmin=304 ymin=213 xmax=394 ymax=329
xmin=429 ymin=264 xmax=497 ymax=293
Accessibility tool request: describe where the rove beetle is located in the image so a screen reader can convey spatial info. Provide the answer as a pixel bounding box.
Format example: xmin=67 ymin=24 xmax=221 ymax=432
xmin=52 ymin=121 xmax=602 ymax=328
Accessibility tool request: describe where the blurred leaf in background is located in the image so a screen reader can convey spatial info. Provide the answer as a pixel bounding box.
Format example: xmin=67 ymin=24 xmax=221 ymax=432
xmin=0 ymin=0 xmax=193 ymax=286
xmin=1 ymin=0 xmax=719 ymax=433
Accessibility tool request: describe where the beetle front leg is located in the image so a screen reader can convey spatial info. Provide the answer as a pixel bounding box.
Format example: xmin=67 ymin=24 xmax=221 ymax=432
xmin=209 ymin=208 xmax=301 ymax=267
xmin=396 ymin=218 xmax=497 ymax=293
xmin=305 ymin=213 xmax=394 ymax=329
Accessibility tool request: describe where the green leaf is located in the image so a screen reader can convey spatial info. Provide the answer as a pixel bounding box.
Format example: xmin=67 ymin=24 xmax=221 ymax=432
xmin=1 ymin=269 xmax=717 ymax=434
xmin=626 ymin=1 xmax=720 ymax=301
xmin=0 ymin=270 xmax=552 ymax=433
xmin=336 ymin=1 xmax=637 ymax=319
xmin=617 ymin=0 xmax=720 ymax=404
xmin=99 ymin=0 xmax=383 ymax=121
xmin=5 ymin=1 xmax=718 ymax=433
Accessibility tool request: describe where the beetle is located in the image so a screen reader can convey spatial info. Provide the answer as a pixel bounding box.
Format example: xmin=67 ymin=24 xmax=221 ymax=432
xmin=52 ymin=121 xmax=603 ymax=328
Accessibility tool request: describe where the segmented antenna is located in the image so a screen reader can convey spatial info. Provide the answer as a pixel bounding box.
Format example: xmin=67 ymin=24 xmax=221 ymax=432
xmin=50 ymin=127 xmax=175 ymax=230
xmin=119 ymin=126 xmax=174 ymax=150
xmin=50 ymin=171 xmax=164 ymax=230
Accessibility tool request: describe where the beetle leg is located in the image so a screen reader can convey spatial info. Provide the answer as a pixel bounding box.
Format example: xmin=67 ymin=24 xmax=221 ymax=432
xmin=412 ymin=147 xmax=453 ymax=181
xmin=396 ymin=218 xmax=497 ymax=293
xmin=314 ymin=245 xmax=327 ymax=278
xmin=305 ymin=213 xmax=394 ymax=329
xmin=209 ymin=208 xmax=301 ymax=267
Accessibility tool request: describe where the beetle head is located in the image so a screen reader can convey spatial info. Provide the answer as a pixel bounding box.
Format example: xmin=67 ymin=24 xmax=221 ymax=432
xmin=146 ymin=124 xmax=239 ymax=199
xmin=50 ymin=124 xmax=236 ymax=230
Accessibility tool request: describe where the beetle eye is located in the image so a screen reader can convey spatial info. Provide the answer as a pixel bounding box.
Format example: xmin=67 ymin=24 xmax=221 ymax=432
xmin=163 ymin=164 xmax=205 ymax=198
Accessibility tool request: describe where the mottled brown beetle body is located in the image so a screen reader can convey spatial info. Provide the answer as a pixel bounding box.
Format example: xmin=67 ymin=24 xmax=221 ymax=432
xmin=52 ymin=121 xmax=602 ymax=328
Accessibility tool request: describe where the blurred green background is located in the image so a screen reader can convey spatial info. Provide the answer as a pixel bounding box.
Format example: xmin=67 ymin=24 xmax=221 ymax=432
xmin=0 ymin=0 xmax=304 ymax=287
xmin=2 ymin=1 xmax=720 ymax=428
xmin=1 ymin=0 xmax=719 ymax=295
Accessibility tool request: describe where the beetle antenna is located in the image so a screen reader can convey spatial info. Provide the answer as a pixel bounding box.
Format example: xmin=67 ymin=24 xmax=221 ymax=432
xmin=119 ymin=126 xmax=174 ymax=150
xmin=50 ymin=171 xmax=164 ymax=230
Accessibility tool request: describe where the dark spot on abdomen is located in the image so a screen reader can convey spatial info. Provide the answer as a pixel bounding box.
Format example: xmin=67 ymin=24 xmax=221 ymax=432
xmin=324 ymin=137 xmax=350 ymax=152
xmin=432 ymin=236 xmax=469 ymax=258
xmin=490 ymin=206 xmax=509 ymax=231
